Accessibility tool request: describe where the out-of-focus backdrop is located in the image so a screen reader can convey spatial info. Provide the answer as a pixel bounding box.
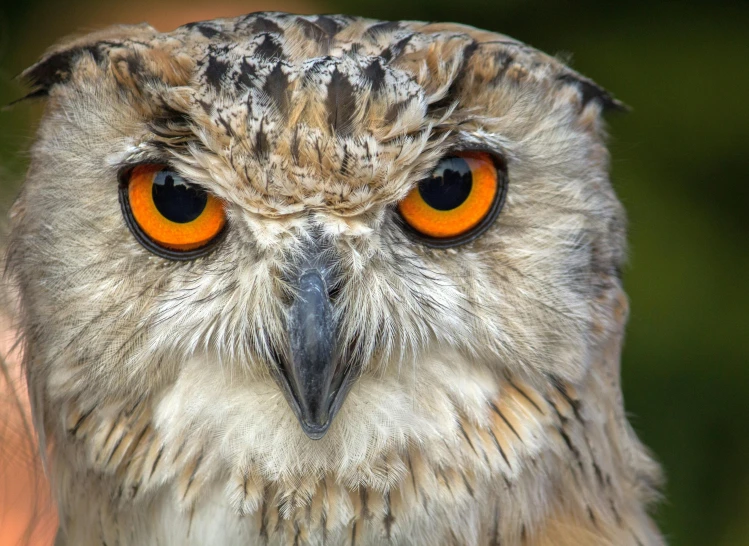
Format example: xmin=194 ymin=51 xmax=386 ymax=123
xmin=0 ymin=0 xmax=747 ymax=545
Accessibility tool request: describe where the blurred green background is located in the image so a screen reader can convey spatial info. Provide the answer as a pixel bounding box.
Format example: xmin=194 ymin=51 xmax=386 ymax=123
xmin=1 ymin=1 xmax=747 ymax=544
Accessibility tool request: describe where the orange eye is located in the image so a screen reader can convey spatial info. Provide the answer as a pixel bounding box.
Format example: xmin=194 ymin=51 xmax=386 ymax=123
xmin=120 ymin=164 xmax=226 ymax=258
xmin=398 ymin=151 xmax=506 ymax=246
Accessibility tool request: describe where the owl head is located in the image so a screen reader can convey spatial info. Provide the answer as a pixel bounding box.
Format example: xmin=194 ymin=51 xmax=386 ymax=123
xmin=8 ymin=13 xmax=627 ymax=480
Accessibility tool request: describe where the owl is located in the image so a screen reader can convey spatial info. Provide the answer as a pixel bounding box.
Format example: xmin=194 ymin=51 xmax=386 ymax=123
xmin=6 ymin=11 xmax=664 ymax=546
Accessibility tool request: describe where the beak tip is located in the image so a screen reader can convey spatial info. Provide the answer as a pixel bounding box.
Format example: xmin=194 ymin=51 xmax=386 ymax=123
xmin=300 ymin=419 xmax=331 ymax=440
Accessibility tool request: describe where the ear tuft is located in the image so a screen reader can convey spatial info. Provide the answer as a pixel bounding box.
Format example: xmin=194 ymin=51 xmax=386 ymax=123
xmin=13 ymin=24 xmax=159 ymax=104
xmin=558 ymin=73 xmax=629 ymax=113
xmin=19 ymin=45 xmax=105 ymax=100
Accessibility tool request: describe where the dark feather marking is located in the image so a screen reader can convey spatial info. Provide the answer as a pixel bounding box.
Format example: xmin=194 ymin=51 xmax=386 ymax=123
xmin=554 ymin=425 xmax=584 ymax=473
xmin=101 ymin=418 xmax=120 ymax=450
xmin=587 ymin=505 xmax=597 ymax=527
xmin=550 ymin=378 xmax=606 ymax=487
xmin=438 ymin=468 xmax=452 ymax=494
xmin=197 ymin=98 xmax=213 ymax=115
xmin=550 ymin=377 xmax=582 ymax=419
xmin=148 ymin=117 xmax=193 ymax=141
xmin=314 ymin=136 xmax=324 ymax=165
xmin=123 ymin=395 xmax=144 ymax=417
xmin=69 ymin=407 xmax=95 ymax=436
xmin=129 ymin=480 xmax=140 ymax=499
xmin=359 ymin=487 xmax=371 ymax=520
xmin=350 ymin=522 xmax=357 ymax=546
xmin=105 ymin=430 xmax=127 ymax=466
xmin=490 ymin=498 xmax=501 ymax=546
xmin=610 ymin=498 xmax=622 ymax=525
xmin=460 ymin=470 xmax=475 ymax=498
xmin=592 ymin=460 xmax=605 ymax=488
xmin=379 ymin=34 xmax=414 ymax=64
xmin=363 ymin=21 xmax=402 ymax=39
xmin=384 ymin=491 xmax=394 ymax=539
xmin=428 ymin=40 xmax=479 ymax=110
xmin=546 ymin=388 xmax=571 ymax=427
xmin=255 ymin=117 xmax=269 ymax=158
xmin=263 ymin=62 xmax=290 ymax=119
xmin=149 ymin=445 xmax=164 ymax=478
xmin=238 ymin=58 xmax=258 ymax=89
xmin=255 ymin=34 xmax=285 ymax=60
xmin=122 ymin=53 xmax=144 ymax=82
xmin=203 ymin=54 xmax=230 ymax=90
xmin=123 ymin=425 xmax=149 ymax=465
xmin=488 ymin=51 xmax=516 ymax=86
xmin=489 ymin=402 xmax=522 ymax=443
xmin=362 ymin=59 xmax=387 ymax=93
xmin=457 ymin=421 xmax=478 ymax=455
xmin=241 ymin=472 xmax=249 ymax=506
xmin=22 ymin=44 xmax=105 ymax=96
xmin=195 ymin=25 xmax=220 ymax=39
xmin=182 ymin=451 xmax=204 ymax=501
xmin=340 ymin=143 xmax=351 ymax=175
xmin=9 ymin=88 xmax=48 ymax=104
xmin=488 ymin=428 xmax=512 ymax=469
xmin=248 ymin=16 xmax=284 ymax=35
xmin=384 ymin=97 xmax=414 ymax=125
xmin=187 ymin=504 xmax=196 ymax=537
xmin=557 ymin=73 xmax=627 ymax=112
xmin=274 ymin=502 xmax=284 ymax=533
xmin=480 ymin=440 xmax=491 ymax=466
xmin=326 ymin=69 xmax=357 ymax=136
xmin=321 ymin=479 xmax=329 ymax=544
xmin=172 ymin=437 xmax=188 ymax=463
xmin=297 ymin=18 xmax=330 ymax=42
xmin=213 ymin=112 xmax=235 ymax=138
xmin=506 ymin=379 xmax=544 ymax=414
xmin=290 ymin=125 xmax=301 ymax=164
xmin=259 ymin=486 xmax=269 ymax=540
xmin=314 ymin=16 xmax=342 ymax=37
xmin=406 ymin=453 xmax=418 ymax=495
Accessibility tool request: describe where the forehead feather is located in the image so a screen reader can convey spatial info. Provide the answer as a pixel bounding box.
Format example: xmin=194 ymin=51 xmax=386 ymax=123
xmin=22 ymin=12 xmax=620 ymax=212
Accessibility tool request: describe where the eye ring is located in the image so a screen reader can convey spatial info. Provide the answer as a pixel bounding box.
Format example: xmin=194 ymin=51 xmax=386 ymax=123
xmin=398 ymin=151 xmax=508 ymax=248
xmin=119 ymin=164 xmax=227 ymax=260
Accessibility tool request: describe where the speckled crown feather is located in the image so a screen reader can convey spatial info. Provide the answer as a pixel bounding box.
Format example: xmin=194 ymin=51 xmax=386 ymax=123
xmin=21 ymin=12 xmax=622 ymax=217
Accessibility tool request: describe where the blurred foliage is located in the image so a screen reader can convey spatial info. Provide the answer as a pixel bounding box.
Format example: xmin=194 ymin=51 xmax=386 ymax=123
xmin=1 ymin=1 xmax=748 ymax=544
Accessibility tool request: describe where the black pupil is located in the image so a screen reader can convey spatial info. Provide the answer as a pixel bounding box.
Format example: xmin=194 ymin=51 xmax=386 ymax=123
xmin=418 ymin=157 xmax=473 ymax=211
xmin=152 ymin=171 xmax=207 ymax=223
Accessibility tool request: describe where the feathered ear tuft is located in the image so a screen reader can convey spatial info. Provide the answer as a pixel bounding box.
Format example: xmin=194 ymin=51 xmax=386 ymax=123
xmin=558 ymin=73 xmax=629 ymax=113
xmin=12 ymin=24 xmax=159 ymax=105
xmin=18 ymin=45 xmax=106 ymax=101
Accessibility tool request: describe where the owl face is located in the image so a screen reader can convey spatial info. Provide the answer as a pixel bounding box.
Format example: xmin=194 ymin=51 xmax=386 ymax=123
xmin=11 ymin=14 xmax=625 ymax=451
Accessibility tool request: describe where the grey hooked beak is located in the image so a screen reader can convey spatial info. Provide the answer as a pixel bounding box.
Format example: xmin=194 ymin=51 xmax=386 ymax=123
xmin=274 ymin=259 xmax=356 ymax=440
